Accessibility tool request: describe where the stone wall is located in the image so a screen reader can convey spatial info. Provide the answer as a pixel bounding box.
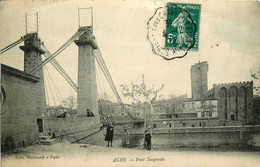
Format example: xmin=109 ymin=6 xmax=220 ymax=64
xmin=42 ymin=117 xmax=103 ymax=144
xmin=1 ymin=64 xmax=40 ymax=151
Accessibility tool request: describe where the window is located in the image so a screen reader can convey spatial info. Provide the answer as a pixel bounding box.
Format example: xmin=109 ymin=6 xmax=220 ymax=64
xmin=201 ymin=112 xmax=205 ymax=118
xmin=230 ymin=114 xmax=235 ymax=120
xmin=183 ymin=123 xmax=186 ymax=127
xmin=153 ymin=124 xmax=157 ymax=128
xmin=208 ymin=111 xmax=212 ymax=118
xmin=168 ymin=123 xmax=172 ymax=128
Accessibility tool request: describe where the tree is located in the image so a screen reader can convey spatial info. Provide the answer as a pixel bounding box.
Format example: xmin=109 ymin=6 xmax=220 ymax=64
xmin=61 ymin=96 xmax=77 ymax=117
xmin=250 ymin=68 xmax=260 ymax=95
xmin=120 ymin=74 xmax=164 ymax=130
xmin=200 ymin=100 xmax=216 ymax=128
xmin=47 ymin=105 xmax=63 ymax=118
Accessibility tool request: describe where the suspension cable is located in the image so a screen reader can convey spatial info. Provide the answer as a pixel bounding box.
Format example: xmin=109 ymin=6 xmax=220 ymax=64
xmin=41 ymin=44 xmax=78 ymax=92
xmin=0 ymin=35 xmax=32 ymax=54
xmin=96 ymin=64 xmax=104 ymax=99
xmin=95 ymin=49 xmax=123 ymax=103
xmin=29 ymin=30 xmax=86 ymax=74
xmin=97 ymin=60 xmax=106 ymax=99
xmin=45 ymin=66 xmax=62 ymax=105
xmin=96 ymin=60 xmax=107 ymax=117
xmin=94 ymin=47 xmax=134 ymax=119
xmin=94 ymin=50 xmax=126 ymax=108
xmin=94 ymin=51 xmax=130 ymax=117
xmin=94 ymin=54 xmax=121 ymax=104
xmin=44 ymin=66 xmax=57 ymax=106
xmin=43 ymin=68 xmax=50 ymax=106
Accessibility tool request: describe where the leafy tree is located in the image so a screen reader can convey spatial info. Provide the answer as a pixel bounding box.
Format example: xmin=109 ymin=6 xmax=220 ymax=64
xmin=47 ymin=105 xmax=63 ymax=117
xmin=200 ymin=100 xmax=216 ymax=128
xmin=120 ymin=74 xmax=164 ymax=129
xmin=250 ymin=68 xmax=260 ymax=95
xmin=61 ymin=96 xmax=77 ymax=116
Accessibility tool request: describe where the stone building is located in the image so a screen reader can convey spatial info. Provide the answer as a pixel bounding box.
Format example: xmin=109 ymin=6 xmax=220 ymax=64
xmin=1 ymin=64 xmax=42 ymax=151
xmin=206 ymin=81 xmax=254 ymax=125
xmin=1 ymin=34 xmax=47 ymax=151
xmin=190 ymin=61 xmax=255 ymax=126
xmin=150 ymin=61 xmax=257 ymax=128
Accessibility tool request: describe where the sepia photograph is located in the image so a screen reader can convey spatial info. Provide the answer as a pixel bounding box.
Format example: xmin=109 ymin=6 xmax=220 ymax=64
xmin=1 ymin=0 xmax=260 ymax=167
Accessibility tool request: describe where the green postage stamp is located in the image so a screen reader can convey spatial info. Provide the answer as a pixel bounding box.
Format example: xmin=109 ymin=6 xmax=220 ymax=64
xmin=165 ymin=3 xmax=200 ymax=50
xmin=147 ymin=3 xmax=201 ymax=60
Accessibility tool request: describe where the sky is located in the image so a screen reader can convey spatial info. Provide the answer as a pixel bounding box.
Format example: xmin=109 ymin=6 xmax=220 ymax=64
xmin=1 ymin=0 xmax=260 ymax=106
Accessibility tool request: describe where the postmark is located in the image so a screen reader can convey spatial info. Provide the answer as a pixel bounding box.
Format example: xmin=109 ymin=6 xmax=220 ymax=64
xmin=147 ymin=3 xmax=201 ymax=60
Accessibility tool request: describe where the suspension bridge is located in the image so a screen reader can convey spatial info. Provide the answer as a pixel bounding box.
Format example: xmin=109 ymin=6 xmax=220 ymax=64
xmin=1 ymin=9 xmax=143 ymax=145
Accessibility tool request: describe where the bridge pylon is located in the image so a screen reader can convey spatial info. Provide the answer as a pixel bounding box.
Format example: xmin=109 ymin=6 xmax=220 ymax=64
xmin=75 ymin=26 xmax=99 ymax=122
xmin=20 ymin=33 xmax=47 ymax=118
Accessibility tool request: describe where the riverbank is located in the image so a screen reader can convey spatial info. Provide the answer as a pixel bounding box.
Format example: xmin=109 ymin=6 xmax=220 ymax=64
xmin=114 ymin=125 xmax=260 ymax=135
xmin=1 ymin=142 xmax=260 ymax=167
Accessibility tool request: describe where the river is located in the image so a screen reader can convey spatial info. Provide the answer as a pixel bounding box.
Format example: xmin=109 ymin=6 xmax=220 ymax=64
xmin=109 ymin=132 xmax=260 ymax=151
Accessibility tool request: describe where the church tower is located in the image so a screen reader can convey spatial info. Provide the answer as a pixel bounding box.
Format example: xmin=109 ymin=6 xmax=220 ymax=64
xmin=190 ymin=61 xmax=208 ymax=99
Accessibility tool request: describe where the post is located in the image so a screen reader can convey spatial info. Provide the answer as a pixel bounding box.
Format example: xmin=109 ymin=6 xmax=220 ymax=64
xmin=25 ymin=13 xmax=27 ymax=34
xmin=150 ymin=105 xmax=153 ymax=136
xmin=78 ymin=7 xmax=80 ymax=28
xmin=36 ymin=12 xmax=39 ymax=34
xmin=144 ymin=103 xmax=147 ymax=131
xmin=91 ymin=7 xmax=93 ymax=28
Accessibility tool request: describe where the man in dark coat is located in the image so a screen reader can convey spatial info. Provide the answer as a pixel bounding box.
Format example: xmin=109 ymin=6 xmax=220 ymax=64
xmin=144 ymin=130 xmax=151 ymax=150
xmin=105 ymin=124 xmax=114 ymax=147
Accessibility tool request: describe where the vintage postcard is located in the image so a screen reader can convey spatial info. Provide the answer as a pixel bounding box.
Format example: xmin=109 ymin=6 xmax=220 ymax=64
xmin=1 ymin=0 xmax=260 ymax=167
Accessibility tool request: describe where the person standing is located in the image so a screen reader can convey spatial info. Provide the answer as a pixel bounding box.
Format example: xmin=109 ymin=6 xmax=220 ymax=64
xmin=144 ymin=130 xmax=152 ymax=150
xmin=121 ymin=128 xmax=130 ymax=147
xmin=105 ymin=124 xmax=114 ymax=147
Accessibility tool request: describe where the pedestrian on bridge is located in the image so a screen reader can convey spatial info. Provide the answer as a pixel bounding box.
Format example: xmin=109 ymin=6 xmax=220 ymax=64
xmin=105 ymin=123 xmax=114 ymax=147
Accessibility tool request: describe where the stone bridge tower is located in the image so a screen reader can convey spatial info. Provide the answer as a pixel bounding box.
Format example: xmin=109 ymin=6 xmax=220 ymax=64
xmin=20 ymin=33 xmax=47 ymax=118
xmin=75 ymin=26 xmax=100 ymax=123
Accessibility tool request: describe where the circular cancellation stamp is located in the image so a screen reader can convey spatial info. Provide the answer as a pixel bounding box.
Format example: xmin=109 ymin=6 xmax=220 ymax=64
xmin=147 ymin=3 xmax=201 ymax=60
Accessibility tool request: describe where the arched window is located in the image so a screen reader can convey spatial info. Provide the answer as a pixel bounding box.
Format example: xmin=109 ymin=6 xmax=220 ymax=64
xmin=239 ymin=86 xmax=246 ymax=97
xmin=220 ymin=87 xmax=227 ymax=98
xmin=229 ymin=86 xmax=237 ymax=97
